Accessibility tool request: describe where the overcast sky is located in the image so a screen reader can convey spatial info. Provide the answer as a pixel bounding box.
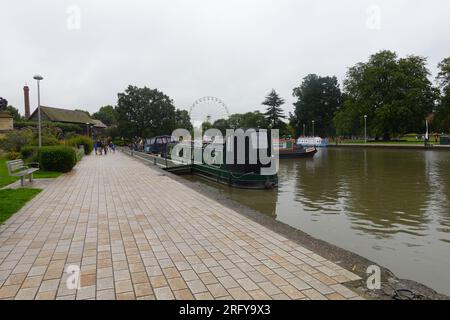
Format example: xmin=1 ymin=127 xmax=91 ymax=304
xmin=1 ymin=0 xmax=449 ymax=122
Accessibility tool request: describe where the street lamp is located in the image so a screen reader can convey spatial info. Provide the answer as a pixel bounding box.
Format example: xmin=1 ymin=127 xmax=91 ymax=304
xmin=364 ymin=115 xmax=368 ymax=143
xmin=312 ymin=120 xmax=315 ymax=137
xmin=33 ymin=75 xmax=44 ymax=147
xmin=303 ymin=123 xmax=306 ymax=137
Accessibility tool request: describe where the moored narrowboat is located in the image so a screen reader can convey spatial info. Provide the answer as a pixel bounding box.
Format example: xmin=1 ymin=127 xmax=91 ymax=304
xmin=275 ymin=138 xmax=317 ymax=158
xmin=167 ymin=130 xmax=278 ymax=189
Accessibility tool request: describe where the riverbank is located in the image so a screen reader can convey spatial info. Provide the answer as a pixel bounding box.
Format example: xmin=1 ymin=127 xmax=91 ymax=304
xmin=329 ymin=143 xmax=450 ymax=150
xmin=124 ymin=149 xmax=449 ymax=300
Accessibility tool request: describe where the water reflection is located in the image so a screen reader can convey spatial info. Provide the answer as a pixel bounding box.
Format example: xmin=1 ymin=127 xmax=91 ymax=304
xmin=183 ymin=148 xmax=450 ymax=294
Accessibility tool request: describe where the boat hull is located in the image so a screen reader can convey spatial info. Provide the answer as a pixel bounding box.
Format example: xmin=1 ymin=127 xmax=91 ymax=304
xmin=192 ymin=164 xmax=278 ymax=189
xmin=279 ymin=148 xmax=318 ymax=159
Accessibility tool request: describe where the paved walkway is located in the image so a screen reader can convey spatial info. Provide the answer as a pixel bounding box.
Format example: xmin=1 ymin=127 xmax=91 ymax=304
xmin=0 ymin=153 xmax=362 ymax=300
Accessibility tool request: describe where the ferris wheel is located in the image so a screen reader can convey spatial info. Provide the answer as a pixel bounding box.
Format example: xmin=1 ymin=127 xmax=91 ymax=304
xmin=189 ymin=96 xmax=230 ymax=126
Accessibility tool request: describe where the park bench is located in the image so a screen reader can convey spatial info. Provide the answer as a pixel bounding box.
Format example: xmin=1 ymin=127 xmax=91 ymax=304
xmin=6 ymin=159 xmax=40 ymax=187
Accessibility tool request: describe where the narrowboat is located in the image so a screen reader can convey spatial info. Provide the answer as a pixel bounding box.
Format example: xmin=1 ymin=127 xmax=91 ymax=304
xmin=167 ymin=130 xmax=278 ymax=189
xmin=144 ymin=135 xmax=176 ymax=156
xmin=275 ymin=138 xmax=317 ymax=158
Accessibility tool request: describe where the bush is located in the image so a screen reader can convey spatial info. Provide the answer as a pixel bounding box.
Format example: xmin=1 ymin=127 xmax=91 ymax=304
xmin=7 ymin=151 xmax=21 ymax=160
xmin=21 ymin=146 xmax=39 ymax=161
xmin=14 ymin=121 xmax=83 ymax=136
xmin=29 ymin=135 xmax=61 ymax=147
xmin=0 ymin=128 xmax=34 ymax=152
xmin=75 ymin=148 xmax=84 ymax=162
xmin=38 ymin=146 xmax=77 ymax=173
xmin=66 ymin=135 xmax=93 ymax=155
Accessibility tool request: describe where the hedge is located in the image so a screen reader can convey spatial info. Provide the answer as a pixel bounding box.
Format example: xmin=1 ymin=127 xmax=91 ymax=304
xmin=38 ymin=146 xmax=77 ymax=173
xmin=66 ymin=135 xmax=93 ymax=155
xmin=14 ymin=121 xmax=83 ymax=135
xmin=29 ymin=135 xmax=60 ymax=147
xmin=21 ymin=146 xmax=39 ymax=161
xmin=75 ymin=148 xmax=84 ymax=162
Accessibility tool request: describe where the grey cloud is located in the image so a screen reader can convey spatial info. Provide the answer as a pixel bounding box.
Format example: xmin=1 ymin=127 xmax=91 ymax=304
xmin=1 ymin=0 xmax=449 ymax=121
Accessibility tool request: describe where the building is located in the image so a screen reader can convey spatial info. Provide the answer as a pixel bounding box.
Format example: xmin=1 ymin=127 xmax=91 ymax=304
xmin=92 ymin=119 xmax=108 ymax=138
xmin=28 ymin=106 xmax=95 ymax=135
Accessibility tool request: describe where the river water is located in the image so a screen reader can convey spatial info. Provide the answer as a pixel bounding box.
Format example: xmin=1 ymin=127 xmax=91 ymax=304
xmin=184 ymin=148 xmax=450 ymax=295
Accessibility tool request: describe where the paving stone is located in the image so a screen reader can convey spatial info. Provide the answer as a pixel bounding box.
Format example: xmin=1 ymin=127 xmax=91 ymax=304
xmin=206 ymin=283 xmax=229 ymax=298
xmin=0 ymin=153 xmax=361 ymax=300
xmin=173 ymin=289 xmax=195 ymax=300
xmin=154 ymin=286 xmax=175 ymax=300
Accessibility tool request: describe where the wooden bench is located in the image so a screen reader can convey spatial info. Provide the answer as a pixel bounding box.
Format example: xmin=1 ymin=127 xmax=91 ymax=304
xmin=6 ymin=159 xmax=40 ymax=187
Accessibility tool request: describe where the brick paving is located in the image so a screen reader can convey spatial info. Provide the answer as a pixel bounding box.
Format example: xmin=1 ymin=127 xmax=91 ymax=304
xmin=0 ymin=152 xmax=362 ymax=300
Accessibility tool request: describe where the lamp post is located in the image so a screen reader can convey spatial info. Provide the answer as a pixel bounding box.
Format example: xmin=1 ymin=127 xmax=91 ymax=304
xmin=33 ymin=75 xmax=44 ymax=147
xmin=303 ymin=123 xmax=305 ymax=137
xmin=364 ymin=115 xmax=367 ymax=143
xmin=312 ymin=120 xmax=315 ymax=137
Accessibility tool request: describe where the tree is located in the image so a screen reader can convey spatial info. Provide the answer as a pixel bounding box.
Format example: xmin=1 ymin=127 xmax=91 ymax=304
xmin=0 ymin=97 xmax=8 ymax=111
xmin=212 ymin=118 xmax=229 ymax=134
xmin=175 ymin=109 xmax=193 ymax=131
xmin=201 ymin=121 xmax=213 ymax=133
xmin=116 ymin=85 xmax=176 ymax=138
xmin=227 ymin=111 xmax=268 ymax=129
xmin=291 ymin=74 xmax=342 ymax=137
xmin=333 ymin=50 xmax=438 ymax=139
xmin=5 ymin=105 xmax=22 ymax=121
xmin=92 ymin=105 xmax=117 ymax=126
xmin=262 ymin=89 xmax=286 ymax=129
xmin=435 ymin=58 xmax=450 ymax=132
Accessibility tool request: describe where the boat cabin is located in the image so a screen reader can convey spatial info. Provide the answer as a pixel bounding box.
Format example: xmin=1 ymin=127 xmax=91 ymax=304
xmin=144 ymin=135 xmax=175 ymax=155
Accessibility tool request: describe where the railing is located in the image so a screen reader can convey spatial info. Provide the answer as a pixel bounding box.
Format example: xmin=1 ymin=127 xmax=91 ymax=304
xmin=119 ymin=147 xmax=191 ymax=169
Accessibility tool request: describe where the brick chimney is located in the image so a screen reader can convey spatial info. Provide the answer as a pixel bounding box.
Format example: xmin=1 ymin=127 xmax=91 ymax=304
xmin=23 ymin=85 xmax=30 ymax=119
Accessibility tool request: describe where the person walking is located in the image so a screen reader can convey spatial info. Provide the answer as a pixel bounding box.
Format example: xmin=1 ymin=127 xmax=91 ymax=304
xmin=94 ymin=140 xmax=98 ymax=155
xmin=98 ymin=140 xmax=103 ymax=155
xmin=109 ymin=141 xmax=116 ymax=154
xmin=103 ymin=140 xmax=108 ymax=155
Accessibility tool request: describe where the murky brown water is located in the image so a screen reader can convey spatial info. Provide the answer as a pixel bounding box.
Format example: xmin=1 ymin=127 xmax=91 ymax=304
xmin=184 ymin=148 xmax=450 ymax=295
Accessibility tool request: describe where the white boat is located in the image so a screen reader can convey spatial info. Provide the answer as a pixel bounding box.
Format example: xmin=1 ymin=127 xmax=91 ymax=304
xmin=297 ymin=137 xmax=329 ymax=148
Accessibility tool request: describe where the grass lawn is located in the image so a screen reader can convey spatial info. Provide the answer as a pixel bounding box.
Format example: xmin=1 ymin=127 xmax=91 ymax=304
xmin=0 ymin=188 xmax=42 ymax=225
xmin=0 ymin=157 xmax=62 ymax=188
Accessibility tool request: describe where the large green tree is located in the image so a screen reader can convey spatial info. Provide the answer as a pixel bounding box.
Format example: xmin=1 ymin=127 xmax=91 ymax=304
xmin=116 ymin=85 xmax=177 ymax=138
xmin=262 ymin=89 xmax=286 ymax=129
xmin=435 ymin=57 xmax=450 ymax=132
xmin=93 ymin=105 xmax=117 ymax=126
xmin=211 ymin=111 xmax=269 ymax=134
xmin=5 ymin=105 xmax=22 ymax=121
xmin=228 ymin=111 xmax=268 ymax=129
xmin=291 ymin=74 xmax=342 ymax=137
xmin=175 ymin=109 xmax=193 ymax=131
xmin=334 ymin=50 xmax=438 ymax=139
